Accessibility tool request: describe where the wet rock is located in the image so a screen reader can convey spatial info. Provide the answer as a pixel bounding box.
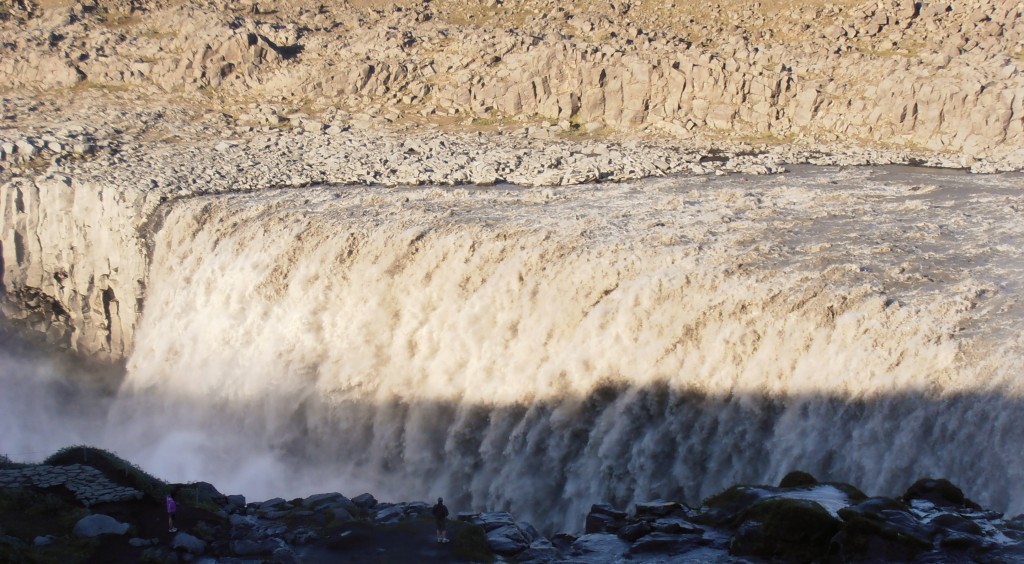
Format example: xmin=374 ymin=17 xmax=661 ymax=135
xmin=729 ymin=497 xmax=841 ymax=561
xmin=171 ymin=531 xmax=207 ymax=555
xmin=903 ymin=478 xmax=981 ymax=510
xmin=779 ymin=470 xmax=818 ymax=488
xmin=569 ymin=533 xmax=631 ymax=562
xmin=73 ymin=514 xmax=130 ymax=537
xmin=834 ymin=497 xmax=934 ymax=562
xmin=351 ymin=492 xmax=377 ymax=509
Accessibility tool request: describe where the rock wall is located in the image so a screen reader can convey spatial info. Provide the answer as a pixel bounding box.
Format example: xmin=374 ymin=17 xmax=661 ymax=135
xmin=0 ymin=174 xmax=146 ymax=359
xmin=0 ymin=0 xmax=1020 ymax=160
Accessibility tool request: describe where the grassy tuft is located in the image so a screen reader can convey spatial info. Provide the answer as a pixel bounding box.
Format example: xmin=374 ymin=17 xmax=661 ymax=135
xmin=452 ymin=523 xmax=494 ymax=563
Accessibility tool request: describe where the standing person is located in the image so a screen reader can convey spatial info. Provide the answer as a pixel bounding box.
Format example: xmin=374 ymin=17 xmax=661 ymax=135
xmin=166 ymin=494 xmax=177 ymax=533
xmin=432 ymin=497 xmax=449 ymax=543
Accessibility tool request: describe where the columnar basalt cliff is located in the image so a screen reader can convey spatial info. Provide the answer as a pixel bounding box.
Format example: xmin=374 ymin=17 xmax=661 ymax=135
xmin=0 ymin=0 xmax=1021 ymax=160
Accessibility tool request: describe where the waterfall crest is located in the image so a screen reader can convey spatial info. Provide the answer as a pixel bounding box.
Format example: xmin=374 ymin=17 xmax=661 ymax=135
xmin=114 ymin=169 xmax=1024 ymax=531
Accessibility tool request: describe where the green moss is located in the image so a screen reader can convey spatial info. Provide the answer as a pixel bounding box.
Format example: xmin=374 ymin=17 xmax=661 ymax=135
xmin=452 ymin=523 xmax=494 ymax=563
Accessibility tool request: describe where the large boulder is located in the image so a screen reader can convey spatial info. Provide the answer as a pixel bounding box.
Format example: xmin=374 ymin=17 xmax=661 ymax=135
xmin=73 ymin=514 xmax=130 ymax=537
xmin=779 ymin=470 xmax=819 ymax=488
xmin=903 ymin=478 xmax=981 ymax=510
xmin=628 ymin=531 xmax=708 ymax=557
xmin=833 ymin=497 xmax=935 ymax=562
xmin=585 ymin=503 xmax=628 ymax=533
xmin=568 ymin=533 xmax=631 ymax=563
xmin=729 ymin=497 xmax=842 ymax=561
xmin=486 ymin=524 xmax=530 ymax=555
xmin=171 ymin=531 xmax=207 ymax=555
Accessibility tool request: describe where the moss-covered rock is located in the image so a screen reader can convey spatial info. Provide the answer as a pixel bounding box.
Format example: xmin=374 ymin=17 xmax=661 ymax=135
xmin=729 ymin=497 xmax=841 ymax=561
xmin=695 ymin=486 xmax=767 ymax=526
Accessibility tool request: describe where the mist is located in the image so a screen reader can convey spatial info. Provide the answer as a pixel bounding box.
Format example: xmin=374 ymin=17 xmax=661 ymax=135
xmin=3 ymin=167 xmax=1024 ymax=532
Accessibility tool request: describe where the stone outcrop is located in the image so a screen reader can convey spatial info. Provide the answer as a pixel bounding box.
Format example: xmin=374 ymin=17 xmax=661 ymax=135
xmin=0 ymin=463 xmax=144 ymax=506
xmin=0 ymin=0 xmax=1021 ymax=160
xmin=5 ymin=455 xmax=1024 ymax=563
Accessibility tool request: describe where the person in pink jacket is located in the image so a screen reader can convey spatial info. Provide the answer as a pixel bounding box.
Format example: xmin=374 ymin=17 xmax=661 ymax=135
xmin=166 ymin=494 xmax=177 ymax=532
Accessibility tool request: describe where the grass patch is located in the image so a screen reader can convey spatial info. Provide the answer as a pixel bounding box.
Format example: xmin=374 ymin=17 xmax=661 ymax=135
xmin=0 ymin=487 xmax=97 ymax=563
xmin=44 ymin=446 xmax=167 ymax=502
xmin=0 ymin=454 xmax=29 ymax=470
xmin=451 ymin=523 xmax=494 ymax=563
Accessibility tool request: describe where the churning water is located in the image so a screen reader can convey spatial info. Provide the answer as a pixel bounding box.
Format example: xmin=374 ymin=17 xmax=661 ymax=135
xmin=5 ymin=166 xmax=1024 ymax=531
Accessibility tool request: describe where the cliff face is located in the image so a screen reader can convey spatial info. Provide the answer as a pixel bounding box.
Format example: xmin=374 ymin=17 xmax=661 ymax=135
xmin=0 ymin=175 xmax=145 ymax=359
xmin=1 ymin=0 xmax=1022 ymax=360
xmin=0 ymin=0 xmax=1021 ymax=161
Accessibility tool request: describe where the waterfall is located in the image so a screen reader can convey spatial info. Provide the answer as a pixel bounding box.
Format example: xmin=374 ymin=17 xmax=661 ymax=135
xmin=107 ymin=167 xmax=1023 ymax=532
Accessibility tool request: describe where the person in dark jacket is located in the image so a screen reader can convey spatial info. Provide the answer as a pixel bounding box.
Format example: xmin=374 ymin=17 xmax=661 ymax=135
xmin=432 ymin=497 xmax=450 ymax=543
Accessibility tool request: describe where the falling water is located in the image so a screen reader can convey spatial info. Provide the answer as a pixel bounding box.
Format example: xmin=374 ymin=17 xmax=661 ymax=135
xmin=18 ymin=166 xmax=1024 ymax=532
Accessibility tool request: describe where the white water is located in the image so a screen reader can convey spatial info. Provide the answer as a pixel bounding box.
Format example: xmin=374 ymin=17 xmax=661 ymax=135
xmin=6 ymin=166 xmax=1024 ymax=531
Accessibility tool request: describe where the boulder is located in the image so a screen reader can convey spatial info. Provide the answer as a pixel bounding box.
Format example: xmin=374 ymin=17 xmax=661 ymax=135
xmin=585 ymin=503 xmax=628 ymax=533
xmin=651 ymin=516 xmax=703 ymax=535
xmin=729 ymin=498 xmax=842 ymax=561
xmin=171 ymin=531 xmax=207 ymax=555
xmin=73 ymin=514 xmax=130 ymax=537
xmin=486 ymin=524 xmax=530 ymax=555
xmin=779 ymin=470 xmax=819 ymax=488
xmin=834 ymin=497 xmax=935 ymax=562
xmin=634 ymin=500 xmax=683 ymax=518
xmin=230 ymin=539 xmax=276 ymax=556
xmin=569 ymin=533 xmax=631 ymax=563
xmin=903 ymin=478 xmax=981 ymax=510
xmin=616 ymin=520 xmax=652 ymax=542
xmin=470 ymin=511 xmax=517 ymax=532
xmin=629 ymin=531 xmax=707 ymax=556
xmin=351 ymin=492 xmax=377 ymax=509
xmin=517 ymin=544 xmax=559 ymax=563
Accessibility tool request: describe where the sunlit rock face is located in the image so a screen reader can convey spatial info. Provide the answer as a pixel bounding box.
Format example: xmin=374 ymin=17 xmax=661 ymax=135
xmin=94 ymin=167 xmax=1022 ymax=531
xmin=0 ymin=175 xmax=147 ymax=359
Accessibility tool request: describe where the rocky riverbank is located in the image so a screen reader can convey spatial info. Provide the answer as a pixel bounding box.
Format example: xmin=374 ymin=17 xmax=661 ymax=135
xmin=3 ymin=447 xmax=1024 ymax=563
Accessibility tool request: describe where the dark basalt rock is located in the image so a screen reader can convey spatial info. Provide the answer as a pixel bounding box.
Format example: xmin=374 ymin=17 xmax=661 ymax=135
xmin=5 ymin=454 xmax=1024 ymax=564
xmin=693 ymin=485 xmax=766 ymax=526
xmin=903 ymin=478 xmax=982 ymax=510
xmin=350 ymin=492 xmax=377 ymax=509
xmin=729 ymin=497 xmax=841 ymax=562
xmin=779 ymin=470 xmax=819 ymax=488
xmin=585 ymin=503 xmax=628 ymax=534
xmin=629 ymin=531 xmax=707 ymax=555
xmin=834 ymin=497 xmax=935 ymax=562
xmin=634 ymin=500 xmax=684 ymax=519
xmin=616 ymin=520 xmax=651 ymax=542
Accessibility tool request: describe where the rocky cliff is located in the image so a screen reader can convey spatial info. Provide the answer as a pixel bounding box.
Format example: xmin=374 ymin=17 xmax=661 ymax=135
xmin=1 ymin=0 xmax=1022 ymax=359
xmin=1 ymin=0 xmax=1022 ymax=160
